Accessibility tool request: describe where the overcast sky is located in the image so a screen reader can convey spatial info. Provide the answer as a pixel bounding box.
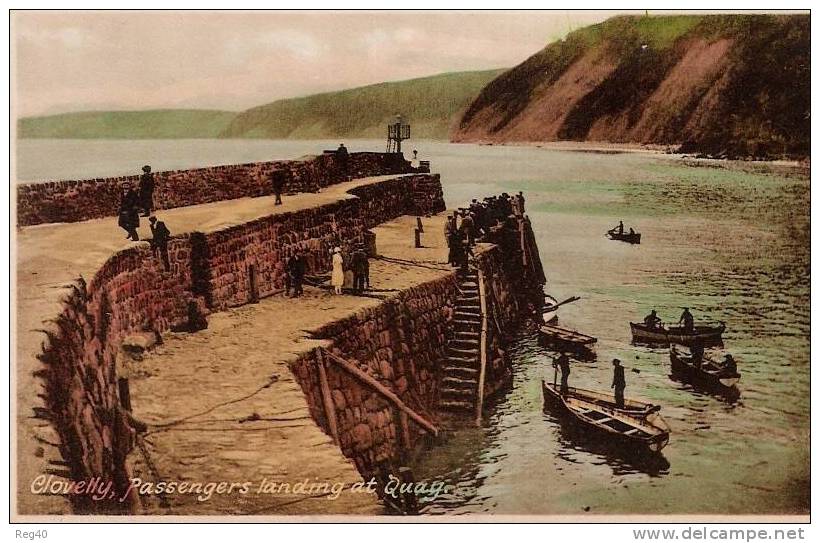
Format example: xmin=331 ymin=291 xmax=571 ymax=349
xmin=13 ymin=10 xmax=650 ymax=117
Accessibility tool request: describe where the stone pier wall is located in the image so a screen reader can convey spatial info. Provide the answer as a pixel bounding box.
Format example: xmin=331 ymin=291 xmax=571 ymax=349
xmin=34 ymin=172 xmax=445 ymax=513
xmin=289 ymin=223 xmax=545 ymax=479
xmin=17 ymin=152 xmax=413 ymax=226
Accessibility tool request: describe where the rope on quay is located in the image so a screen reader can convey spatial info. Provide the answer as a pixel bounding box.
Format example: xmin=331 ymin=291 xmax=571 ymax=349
xmin=373 ymin=255 xmax=451 ymax=271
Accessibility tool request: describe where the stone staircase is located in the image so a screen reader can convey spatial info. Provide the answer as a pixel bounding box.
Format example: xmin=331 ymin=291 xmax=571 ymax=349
xmin=439 ymin=269 xmax=483 ymax=414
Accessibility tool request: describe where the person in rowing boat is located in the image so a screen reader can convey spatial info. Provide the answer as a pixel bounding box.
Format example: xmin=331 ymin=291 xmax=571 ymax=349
xmin=553 ymin=353 xmax=571 ymax=396
xmin=643 ymin=309 xmax=662 ymax=330
xmin=612 ymin=359 xmax=626 ymax=408
xmin=678 ymin=307 xmax=695 ymax=333
xmin=722 ymin=354 xmax=737 ymax=375
xmin=608 ymin=220 xmax=625 ymax=236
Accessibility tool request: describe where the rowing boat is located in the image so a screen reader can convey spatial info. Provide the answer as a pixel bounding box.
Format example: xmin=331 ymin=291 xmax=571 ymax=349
xmin=541 ymin=380 xmax=670 ymax=453
xmin=607 ymin=231 xmax=641 ymax=244
xmin=538 ymin=324 xmax=597 ymax=360
xmin=669 ymin=345 xmax=741 ymax=389
xmin=630 ymin=321 xmax=725 ymax=346
xmin=543 ymin=383 xmax=661 ymax=419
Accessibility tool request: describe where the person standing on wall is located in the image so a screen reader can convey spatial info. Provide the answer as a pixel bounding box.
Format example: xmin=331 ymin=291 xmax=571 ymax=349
xmin=336 ymin=143 xmax=349 ymax=179
xmin=138 ymin=165 xmax=155 ymax=217
xmin=271 ymin=169 xmax=286 ymax=206
xmin=331 ymin=246 xmax=345 ymax=295
xmin=118 ymin=183 xmax=141 ymax=241
xmin=148 ymin=216 xmax=171 ymax=271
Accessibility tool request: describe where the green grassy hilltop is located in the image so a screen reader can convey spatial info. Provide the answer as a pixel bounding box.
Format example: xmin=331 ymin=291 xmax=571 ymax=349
xmin=18 ymin=109 xmax=238 ymax=139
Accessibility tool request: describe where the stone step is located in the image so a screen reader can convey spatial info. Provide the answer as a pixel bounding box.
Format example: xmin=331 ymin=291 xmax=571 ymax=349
xmin=450 ymin=338 xmax=478 ymax=349
xmin=448 ymin=346 xmax=479 ymax=357
xmin=445 ymin=354 xmax=478 ymax=366
xmin=455 ymin=306 xmax=481 ymax=314
xmin=443 ymin=366 xmax=478 ymax=378
xmin=440 ymin=387 xmax=474 ymax=399
xmin=442 ymin=376 xmax=478 ymax=390
xmin=439 ymin=400 xmax=474 ymax=411
xmin=453 ymin=319 xmax=480 ymax=328
xmin=457 ymin=296 xmax=480 ymax=303
xmin=455 ymin=331 xmax=480 ymax=339
xmin=453 ymin=311 xmax=481 ymax=321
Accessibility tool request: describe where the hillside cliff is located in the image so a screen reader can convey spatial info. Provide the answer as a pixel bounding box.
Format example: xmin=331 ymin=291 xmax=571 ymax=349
xmin=452 ymin=15 xmax=809 ymax=159
xmin=220 ymin=69 xmax=505 ymax=140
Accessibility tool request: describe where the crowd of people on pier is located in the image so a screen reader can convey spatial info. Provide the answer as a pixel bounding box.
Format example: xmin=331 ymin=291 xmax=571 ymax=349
xmin=445 ymin=192 xmax=526 ymax=275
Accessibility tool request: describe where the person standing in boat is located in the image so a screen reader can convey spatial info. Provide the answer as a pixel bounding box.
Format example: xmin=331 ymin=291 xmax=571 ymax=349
xmin=679 ymin=307 xmax=695 ymax=333
xmin=643 ymin=309 xmax=662 ymax=330
xmin=612 ymin=359 xmax=626 ymax=408
xmin=554 ymin=353 xmax=571 ymax=396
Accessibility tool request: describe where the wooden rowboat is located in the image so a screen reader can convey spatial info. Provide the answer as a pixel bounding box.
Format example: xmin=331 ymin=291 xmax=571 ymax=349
xmin=545 ymin=384 xmax=662 ymax=419
xmin=607 ymin=231 xmax=641 ymax=244
xmin=630 ymin=321 xmax=725 ymax=347
xmin=539 ymin=324 xmax=597 ymax=360
xmin=669 ymin=345 xmax=741 ymax=389
xmin=542 ymin=380 xmax=670 ymax=453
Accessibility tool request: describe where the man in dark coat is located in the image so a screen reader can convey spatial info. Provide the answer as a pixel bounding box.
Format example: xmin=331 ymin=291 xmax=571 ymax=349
xmin=336 ymin=143 xmax=349 ymax=177
xmin=287 ymin=253 xmax=306 ymax=297
xmin=352 ymin=245 xmax=368 ymax=293
xmin=118 ymin=185 xmax=140 ymax=241
xmin=612 ymin=359 xmax=626 ymax=408
xmin=271 ymin=170 xmax=287 ymax=206
xmin=459 ymin=211 xmax=475 ymax=247
xmin=554 ymin=353 xmax=571 ymax=396
xmin=148 ymin=216 xmax=171 ymax=271
xmin=138 ymin=165 xmax=155 ymax=217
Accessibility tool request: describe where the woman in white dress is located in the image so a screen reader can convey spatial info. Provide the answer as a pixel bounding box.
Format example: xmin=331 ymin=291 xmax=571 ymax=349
xmin=331 ymin=246 xmax=344 ymax=294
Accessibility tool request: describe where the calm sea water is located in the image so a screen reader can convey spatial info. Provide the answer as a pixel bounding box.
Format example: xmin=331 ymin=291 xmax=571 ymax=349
xmin=17 ymin=139 xmax=810 ymax=514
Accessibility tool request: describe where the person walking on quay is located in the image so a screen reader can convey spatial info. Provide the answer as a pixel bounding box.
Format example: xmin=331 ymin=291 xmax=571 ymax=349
xmin=148 ymin=216 xmax=171 ymax=271
xmin=679 ymin=307 xmax=695 ymax=333
xmin=138 ymin=165 xmax=155 ymax=217
xmin=612 ymin=359 xmax=626 ymax=408
xmin=271 ymin=170 xmax=286 ymax=206
xmin=287 ymin=252 xmax=306 ymax=297
xmin=352 ymin=245 xmax=368 ymax=293
xmin=118 ymin=184 xmax=141 ymax=241
xmin=554 ymin=352 xmax=571 ymax=396
xmin=331 ymin=246 xmax=345 ymax=295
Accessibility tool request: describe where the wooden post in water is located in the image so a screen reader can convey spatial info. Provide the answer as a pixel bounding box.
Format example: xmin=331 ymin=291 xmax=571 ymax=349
xmin=475 ymin=269 xmax=489 ymax=426
xmin=316 ymin=349 xmax=339 ymax=444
